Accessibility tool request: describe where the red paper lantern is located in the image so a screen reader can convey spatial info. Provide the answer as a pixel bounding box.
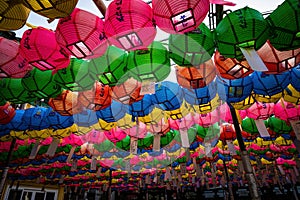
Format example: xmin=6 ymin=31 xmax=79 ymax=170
xmin=176 ymin=59 xmax=216 ymax=89
xmin=257 ymin=41 xmax=300 ymax=74
xmin=19 ymin=27 xmax=70 ymax=71
xmin=0 ymin=102 xmax=15 ymax=124
xmin=214 ymin=51 xmax=253 ymax=80
xmin=111 ymin=78 xmax=144 ymax=105
xmin=48 ymin=90 xmax=82 ymax=116
xmin=219 ymin=123 xmax=236 ymax=142
xmin=0 ymin=37 xmax=31 ymax=78
xmin=152 ymin=0 xmax=210 ymax=34
xmin=77 ymin=81 xmax=112 ymax=111
xmin=56 ymin=8 xmax=108 ymax=59
xmin=104 ymin=0 xmax=156 ymax=51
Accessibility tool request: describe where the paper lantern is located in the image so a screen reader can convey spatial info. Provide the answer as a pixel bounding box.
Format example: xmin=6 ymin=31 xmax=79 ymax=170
xmin=77 ymin=81 xmax=112 ymax=111
xmin=19 ymin=27 xmax=70 ymax=71
xmin=251 ymin=71 xmax=290 ymax=97
xmin=217 ymin=75 xmax=253 ymax=103
xmin=274 ymin=100 xmax=300 ymax=121
xmin=266 ymin=0 xmax=300 ymax=51
xmin=50 ymin=128 xmax=71 ymax=139
xmin=176 ymin=59 xmax=216 ymax=89
xmin=214 ymin=50 xmax=253 ymax=79
xmin=148 ymin=119 xmax=170 ymax=135
xmin=257 ymin=41 xmax=300 ymax=74
xmin=116 ymin=114 xmax=136 ymax=130
xmin=246 ymin=102 xmax=274 ymax=120
xmin=7 ymin=110 xmax=29 ymax=135
xmin=291 ymin=64 xmax=300 ymax=91
xmin=0 ymin=37 xmax=31 ymax=78
xmin=241 ymin=117 xmax=267 ymax=134
xmin=56 ymin=8 xmax=108 ymax=59
xmin=27 ymin=129 xmax=51 ymax=139
xmin=168 ymin=23 xmax=215 ymax=66
xmin=0 ymin=1 xmax=30 ymax=31
xmin=138 ymin=107 xmax=165 ymax=125
xmin=96 ymin=100 xmax=127 ymax=123
xmin=219 ymin=124 xmax=236 ymax=143
xmin=54 ymin=58 xmax=98 ymax=92
xmin=151 ymin=81 xmax=184 ymax=111
xmin=73 ymin=109 xmax=99 ymax=134
xmin=44 ymin=108 xmax=74 ymax=130
xmin=192 ymin=94 xmax=220 ymax=114
xmin=268 ymin=116 xmax=292 ymax=135
xmin=124 ymin=123 xmax=148 ymax=139
xmin=23 ymin=107 xmax=50 ymax=130
xmin=230 ymin=94 xmax=255 ymax=110
xmin=104 ymin=128 xmax=127 ymax=144
xmin=104 ymin=0 xmax=156 ymax=51
xmin=284 ymin=84 xmax=300 ymax=105
xmin=215 ymin=7 xmax=269 ymax=59
xmin=88 ymin=46 xmax=129 ymax=86
xmin=0 ymin=102 xmax=15 ymax=125
xmin=195 ymin=112 xmax=219 ymax=128
xmin=168 ymin=113 xmax=195 ymax=131
xmin=22 ymin=0 xmax=78 ymax=19
xmin=0 ymin=78 xmax=37 ymax=104
xmin=253 ymin=92 xmax=283 ymax=103
xmin=183 ymin=80 xmax=217 ymax=105
xmin=21 ymin=67 xmax=62 ymax=99
xmin=165 ymin=101 xmax=190 ymax=120
xmin=127 ymin=41 xmax=171 ymax=89
xmin=218 ymin=103 xmax=246 ymax=123
xmin=48 ymin=90 xmax=82 ymax=116
xmin=129 ymin=94 xmax=154 ymax=118
xmin=111 ymin=78 xmax=143 ymax=105
xmin=152 ymin=0 xmax=209 ymax=34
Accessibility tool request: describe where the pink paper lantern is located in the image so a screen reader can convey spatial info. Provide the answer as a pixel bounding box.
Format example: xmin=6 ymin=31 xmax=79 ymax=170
xmin=104 ymin=0 xmax=156 ymax=51
xmin=152 ymin=0 xmax=210 ymax=34
xmin=168 ymin=113 xmax=195 ymax=130
xmin=148 ymin=119 xmax=170 ymax=135
xmin=104 ymin=128 xmax=127 ymax=143
xmin=56 ymin=8 xmax=108 ymax=59
xmin=219 ymin=104 xmax=247 ymax=123
xmin=246 ymin=102 xmax=274 ymax=120
xmin=19 ymin=27 xmax=70 ymax=71
xmin=80 ymin=129 xmax=107 ymax=144
xmin=0 ymin=37 xmax=31 ymax=78
xmin=274 ymin=100 xmax=300 ymax=121
xmin=195 ymin=112 xmax=219 ymax=127
xmin=123 ymin=122 xmax=148 ymax=138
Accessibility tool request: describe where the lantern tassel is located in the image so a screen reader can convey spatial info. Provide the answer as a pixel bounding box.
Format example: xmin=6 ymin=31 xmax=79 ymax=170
xmin=239 ymin=47 xmax=268 ymax=71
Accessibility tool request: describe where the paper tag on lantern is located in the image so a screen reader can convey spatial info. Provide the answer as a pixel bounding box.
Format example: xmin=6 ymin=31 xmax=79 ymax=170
xmin=294 ymin=166 xmax=299 ymax=177
xmin=71 ymin=159 xmax=78 ymax=171
xmin=118 ymin=32 xmax=143 ymax=50
xmin=180 ymin=163 xmax=187 ymax=175
xmin=205 ymin=143 xmax=212 ymax=158
xmin=145 ymin=174 xmax=151 ymax=185
xmin=130 ymin=137 xmax=138 ymax=155
xmin=165 ymin=167 xmax=171 ymax=181
xmin=153 ymin=173 xmax=158 ymax=183
xmin=227 ymin=140 xmax=236 ymax=155
xmin=96 ymin=167 xmax=102 ymax=177
xmin=171 ymin=9 xmax=195 ymax=32
xmin=66 ymin=146 xmax=76 ymax=163
xmin=180 ymin=130 xmax=190 ymax=148
xmin=277 ymin=165 xmax=285 ymax=175
xmin=140 ymin=79 xmax=155 ymax=95
xmin=125 ymin=160 xmax=131 ymax=173
xmin=59 ymin=175 xmax=65 ymax=184
xmin=46 ymin=138 xmax=60 ymax=157
xmin=239 ymin=47 xmax=268 ymax=71
xmin=290 ymin=120 xmax=300 ymax=140
xmin=153 ymin=134 xmax=161 ymax=152
xmin=29 ymin=139 xmax=40 ymax=159
xmin=91 ymin=156 xmax=97 ymax=171
xmin=254 ymin=119 xmax=270 ymax=137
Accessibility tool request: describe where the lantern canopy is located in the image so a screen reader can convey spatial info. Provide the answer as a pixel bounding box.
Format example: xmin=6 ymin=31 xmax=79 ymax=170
xmin=0 ymin=37 xmax=31 ymax=78
xmin=215 ymin=6 xmax=269 ymax=59
xmin=55 ymin=8 xmax=108 ymax=59
xmin=19 ymin=27 xmax=70 ymax=71
xmin=257 ymin=41 xmax=300 ymax=74
xmin=152 ymin=0 xmax=210 ymax=34
xmin=88 ymin=46 xmax=129 ymax=86
xmin=183 ymin=81 xmax=217 ymax=105
xmin=54 ymin=58 xmax=97 ymax=92
xmin=151 ymin=81 xmax=184 ymax=111
xmin=251 ymin=71 xmax=290 ymax=96
xmin=0 ymin=1 xmax=30 ymax=31
xmin=214 ymin=51 xmax=253 ymax=80
xmin=104 ymin=0 xmax=156 ymax=51
xmin=176 ymin=59 xmax=216 ymax=89
xmin=217 ymin=75 xmax=253 ymax=103
xmin=266 ymin=0 xmax=300 ymax=51
xmin=22 ymin=0 xmax=78 ymax=19
xmin=0 ymin=102 xmax=15 ymax=125
xmin=21 ymin=67 xmax=62 ymax=99
xmin=168 ymin=23 xmax=215 ymax=66
xmin=96 ymin=100 xmax=127 ymax=123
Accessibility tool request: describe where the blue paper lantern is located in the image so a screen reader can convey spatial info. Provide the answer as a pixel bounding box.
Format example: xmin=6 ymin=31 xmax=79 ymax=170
xmin=183 ymin=81 xmax=217 ymax=105
xmin=217 ymin=75 xmax=253 ymax=103
xmin=22 ymin=107 xmax=50 ymax=130
xmin=151 ymin=81 xmax=184 ymax=111
xmin=96 ymin=100 xmax=127 ymax=122
xmin=251 ymin=71 xmax=290 ymax=96
xmin=73 ymin=109 xmax=99 ymax=128
xmin=129 ymin=94 xmax=154 ymax=118
xmin=7 ymin=110 xmax=29 ymax=132
xmin=291 ymin=64 xmax=300 ymax=91
xmin=45 ymin=107 xmax=74 ymax=130
xmin=0 ymin=124 xmax=10 ymax=136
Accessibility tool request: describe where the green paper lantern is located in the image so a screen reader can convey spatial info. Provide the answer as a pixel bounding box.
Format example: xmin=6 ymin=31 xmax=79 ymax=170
xmin=161 ymin=130 xmax=178 ymax=147
xmin=88 ymin=46 xmax=129 ymax=86
xmin=138 ymin=133 xmax=153 ymax=149
xmin=127 ymin=41 xmax=171 ymax=83
xmin=116 ymin=135 xmax=130 ymax=151
xmin=54 ymin=58 xmax=97 ymax=91
xmin=268 ymin=116 xmax=292 ymax=134
xmin=215 ymin=6 xmax=270 ymax=59
xmin=241 ymin=117 xmax=268 ymax=134
xmin=169 ymin=23 xmax=215 ymax=66
xmin=21 ymin=67 xmax=62 ymax=99
xmin=266 ymin=0 xmax=300 ymax=50
xmin=0 ymin=78 xmax=37 ymax=104
xmin=93 ymin=140 xmax=115 ymax=152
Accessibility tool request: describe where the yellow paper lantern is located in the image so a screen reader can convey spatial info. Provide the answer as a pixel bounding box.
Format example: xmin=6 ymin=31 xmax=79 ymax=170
xmin=27 ymin=129 xmax=52 ymax=139
xmin=138 ymin=107 xmax=165 ymax=125
xmin=253 ymin=92 xmax=283 ymax=103
xmin=10 ymin=130 xmax=30 ymax=140
xmin=116 ymin=114 xmax=137 ymax=130
xmin=230 ymin=94 xmax=256 ymax=110
xmin=165 ymin=101 xmax=190 ymax=120
xmin=192 ymin=95 xmax=220 ymax=114
xmin=284 ymin=84 xmax=300 ymax=105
